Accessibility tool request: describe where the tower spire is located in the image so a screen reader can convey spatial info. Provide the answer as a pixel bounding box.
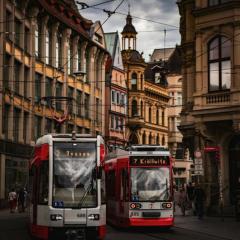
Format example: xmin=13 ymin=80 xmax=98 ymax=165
xmin=128 ymin=2 xmax=130 ymax=15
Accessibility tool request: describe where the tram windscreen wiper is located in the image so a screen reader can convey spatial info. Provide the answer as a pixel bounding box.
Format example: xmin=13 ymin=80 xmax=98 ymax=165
xmin=78 ymin=181 xmax=93 ymax=209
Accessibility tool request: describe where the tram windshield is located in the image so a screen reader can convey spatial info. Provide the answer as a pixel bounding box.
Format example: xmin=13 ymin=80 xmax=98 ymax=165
xmin=130 ymin=167 xmax=170 ymax=202
xmin=53 ymin=142 xmax=97 ymax=208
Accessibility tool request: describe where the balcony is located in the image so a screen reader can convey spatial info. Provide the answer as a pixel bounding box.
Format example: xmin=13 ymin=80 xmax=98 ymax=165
xmin=206 ymin=92 xmax=230 ymax=104
xmin=127 ymin=116 xmax=145 ymax=129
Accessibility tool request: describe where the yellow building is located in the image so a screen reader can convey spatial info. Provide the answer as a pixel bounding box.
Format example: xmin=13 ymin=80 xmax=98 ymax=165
xmin=121 ymin=13 xmax=169 ymax=145
xmin=0 ymin=0 xmax=109 ymax=207
xmin=178 ymin=0 xmax=240 ymax=215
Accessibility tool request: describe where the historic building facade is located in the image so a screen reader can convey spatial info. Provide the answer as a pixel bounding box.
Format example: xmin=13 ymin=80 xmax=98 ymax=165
xmin=178 ymin=0 xmax=240 ymax=214
xmin=0 ymin=0 xmax=108 ymax=207
xmin=121 ymin=13 xmax=169 ymax=146
xmin=150 ymin=47 xmax=193 ymax=186
xmin=105 ymin=32 xmax=127 ymax=148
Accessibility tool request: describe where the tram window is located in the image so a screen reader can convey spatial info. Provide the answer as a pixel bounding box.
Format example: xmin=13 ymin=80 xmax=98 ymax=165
xmin=38 ymin=161 xmax=49 ymax=205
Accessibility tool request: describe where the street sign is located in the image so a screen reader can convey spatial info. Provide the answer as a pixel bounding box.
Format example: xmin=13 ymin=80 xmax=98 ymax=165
xmin=194 ymin=158 xmax=203 ymax=165
xmin=195 ymin=170 xmax=204 ymax=175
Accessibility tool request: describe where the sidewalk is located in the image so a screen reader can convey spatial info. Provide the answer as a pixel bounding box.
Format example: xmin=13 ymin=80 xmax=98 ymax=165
xmin=174 ymin=207 xmax=240 ymax=240
xmin=0 ymin=208 xmax=27 ymax=219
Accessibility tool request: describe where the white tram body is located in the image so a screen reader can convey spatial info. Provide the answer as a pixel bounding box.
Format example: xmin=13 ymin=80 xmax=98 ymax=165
xmin=29 ymin=133 xmax=106 ymax=240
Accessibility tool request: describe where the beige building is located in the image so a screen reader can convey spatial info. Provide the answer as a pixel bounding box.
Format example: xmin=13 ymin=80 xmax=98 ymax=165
xmin=121 ymin=13 xmax=169 ymax=145
xmin=178 ymin=0 xmax=240 ymax=214
xmin=150 ymin=47 xmax=193 ymax=186
xmin=0 ymin=0 xmax=109 ymax=207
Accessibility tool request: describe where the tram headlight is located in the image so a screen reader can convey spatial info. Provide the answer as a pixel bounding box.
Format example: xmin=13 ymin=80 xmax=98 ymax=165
xmin=162 ymin=202 xmax=172 ymax=209
xmin=130 ymin=203 xmax=142 ymax=209
xmin=88 ymin=214 xmax=100 ymax=220
xmin=50 ymin=214 xmax=63 ymax=221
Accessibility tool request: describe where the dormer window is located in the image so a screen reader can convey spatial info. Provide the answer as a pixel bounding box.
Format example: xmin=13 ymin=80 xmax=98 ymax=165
xmin=94 ymin=33 xmax=103 ymax=44
xmin=155 ymin=72 xmax=161 ymax=83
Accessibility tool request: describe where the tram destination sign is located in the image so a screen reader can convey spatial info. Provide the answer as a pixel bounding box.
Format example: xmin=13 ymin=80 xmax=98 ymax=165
xmin=130 ymin=157 xmax=169 ymax=166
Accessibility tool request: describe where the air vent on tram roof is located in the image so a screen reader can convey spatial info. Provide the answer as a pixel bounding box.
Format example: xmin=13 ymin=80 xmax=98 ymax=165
xmin=129 ymin=145 xmax=168 ymax=152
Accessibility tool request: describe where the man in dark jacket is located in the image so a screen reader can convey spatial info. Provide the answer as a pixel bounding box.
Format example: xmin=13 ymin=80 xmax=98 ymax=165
xmin=193 ymin=184 xmax=206 ymax=219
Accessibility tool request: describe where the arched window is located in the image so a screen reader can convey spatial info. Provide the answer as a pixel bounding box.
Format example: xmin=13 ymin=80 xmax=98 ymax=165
xmin=156 ymin=134 xmax=159 ymax=145
xmin=208 ymin=35 xmax=231 ymax=91
xmin=156 ymin=109 xmax=159 ymax=125
xmin=149 ymin=107 xmax=152 ymax=123
xmin=131 ymin=73 xmax=137 ymax=90
xmin=162 ymin=135 xmax=165 ymax=146
xmin=149 ymin=133 xmax=152 ymax=144
xmin=45 ymin=28 xmax=50 ymax=64
xmin=162 ymin=109 xmax=165 ymax=126
xmin=132 ymin=100 xmax=138 ymax=117
xmin=141 ymin=101 xmax=143 ymax=117
xmin=56 ymin=32 xmax=62 ymax=68
xmin=142 ymin=131 xmax=146 ymax=144
xmin=130 ymin=133 xmax=138 ymax=144
xmin=141 ymin=74 xmax=143 ymax=90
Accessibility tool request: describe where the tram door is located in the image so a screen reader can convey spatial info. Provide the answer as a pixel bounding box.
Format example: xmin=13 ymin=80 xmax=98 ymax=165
xmin=229 ymin=135 xmax=240 ymax=204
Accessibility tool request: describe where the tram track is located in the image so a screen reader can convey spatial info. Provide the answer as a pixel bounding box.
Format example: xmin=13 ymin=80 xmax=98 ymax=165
xmin=142 ymin=226 xmax=234 ymax=240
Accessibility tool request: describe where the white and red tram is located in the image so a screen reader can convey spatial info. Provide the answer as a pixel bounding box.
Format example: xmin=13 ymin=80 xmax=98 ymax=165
xmin=105 ymin=145 xmax=174 ymax=227
xmin=29 ymin=133 xmax=106 ymax=240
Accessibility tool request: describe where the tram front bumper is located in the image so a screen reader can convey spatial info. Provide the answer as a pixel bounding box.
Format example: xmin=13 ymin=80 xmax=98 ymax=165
xmin=129 ymin=217 xmax=174 ymax=227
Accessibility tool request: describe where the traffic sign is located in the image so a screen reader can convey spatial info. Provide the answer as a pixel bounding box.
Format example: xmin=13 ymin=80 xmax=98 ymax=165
xmin=194 ymin=158 xmax=203 ymax=165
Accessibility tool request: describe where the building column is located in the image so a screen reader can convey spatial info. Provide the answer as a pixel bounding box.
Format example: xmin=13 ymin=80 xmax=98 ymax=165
xmin=0 ymin=154 xmax=6 ymax=204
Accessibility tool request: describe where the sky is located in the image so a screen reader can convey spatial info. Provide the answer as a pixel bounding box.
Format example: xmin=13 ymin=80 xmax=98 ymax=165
xmin=76 ymin=0 xmax=181 ymax=61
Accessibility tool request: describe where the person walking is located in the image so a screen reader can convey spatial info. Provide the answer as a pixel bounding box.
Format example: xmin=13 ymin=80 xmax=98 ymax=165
xmin=178 ymin=187 xmax=188 ymax=216
xmin=187 ymin=182 xmax=195 ymax=214
xmin=193 ymin=183 xmax=206 ymax=219
xmin=17 ymin=188 xmax=26 ymax=212
xmin=8 ymin=188 xmax=17 ymax=213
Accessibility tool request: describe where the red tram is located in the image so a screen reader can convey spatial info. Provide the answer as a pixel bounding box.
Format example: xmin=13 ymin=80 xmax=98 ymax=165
xmin=105 ymin=145 xmax=174 ymax=227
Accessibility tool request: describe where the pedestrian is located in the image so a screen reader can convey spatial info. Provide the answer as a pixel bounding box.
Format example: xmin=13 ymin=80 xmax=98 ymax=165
xmin=193 ymin=183 xmax=206 ymax=219
xmin=8 ymin=188 xmax=17 ymax=213
xmin=187 ymin=182 xmax=195 ymax=213
xmin=17 ymin=188 xmax=26 ymax=212
xmin=178 ymin=187 xmax=188 ymax=216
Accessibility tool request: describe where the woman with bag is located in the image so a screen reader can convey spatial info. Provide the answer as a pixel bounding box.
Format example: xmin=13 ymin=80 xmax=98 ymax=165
xmin=8 ymin=188 xmax=17 ymax=213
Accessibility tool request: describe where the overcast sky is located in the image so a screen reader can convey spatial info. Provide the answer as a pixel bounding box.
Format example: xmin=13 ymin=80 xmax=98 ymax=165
xmin=76 ymin=0 xmax=181 ymax=61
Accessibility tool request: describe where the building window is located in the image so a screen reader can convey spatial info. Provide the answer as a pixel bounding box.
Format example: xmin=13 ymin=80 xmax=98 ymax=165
xmin=111 ymin=115 xmax=114 ymax=129
xmin=56 ymin=33 xmax=62 ymax=68
xmin=177 ymin=92 xmax=182 ymax=105
xmin=162 ymin=136 xmax=165 ymax=146
xmin=14 ymin=18 xmax=21 ymax=46
xmin=111 ymin=90 xmax=115 ymax=103
xmin=45 ymin=77 xmax=53 ymax=97
xmin=115 ymin=116 xmax=119 ymax=130
xmin=156 ymin=109 xmax=159 ymax=125
xmin=132 ymin=100 xmax=138 ymax=117
xmin=45 ymin=28 xmax=50 ymax=64
xmin=131 ymin=73 xmax=137 ymax=90
xmin=84 ymin=93 xmax=90 ymax=119
xmin=142 ymin=131 xmax=146 ymax=144
xmin=116 ymin=92 xmax=120 ymax=104
xmin=23 ymin=112 xmax=29 ymax=143
xmin=35 ymin=73 xmax=42 ymax=102
xmin=68 ymin=39 xmax=73 ymax=75
xmin=24 ymin=67 xmax=30 ymax=98
xmin=141 ymin=74 xmax=143 ymax=90
xmin=35 ymin=21 xmax=41 ymax=58
xmin=155 ymin=72 xmax=161 ymax=83
xmin=156 ymin=134 xmax=159 ymax=145
xmin=76 ymin=90 xmax=82 ymax=116
xmin=149 ymin=133 xmax=152 ymax=144
xmin=2 ymin=104 xmax=10 ymax=138
xmin=13 ymin=108 xmax=21 ymax=142
xmin=14 ymin=60 xmax=21 ymax=94
xmin=6 ymin=10 xmax=11 ymax=40
xmin=55 ymin=82 xmax=62 ymax=111
xmin=34 ymin=115 xmax=42 ymax=140
xmin=67 ymin=87 xmax=74 ymax=114
xmin=96 ymin=98 xmax=99 ymax=122
xmin=208 ymin=35 xmax=231 ymax=91
xmin=149 ymin=107 xmax=152 ymax=123
xmin=4 ymin=54 xmax=11 ymax=89
xmin=24 ymin=27 xmax=30 ymax=52
xmin=77 ymin=43 xmax=81 ymax=71
xmin=162 ymin=109 xmax=165 ymax=126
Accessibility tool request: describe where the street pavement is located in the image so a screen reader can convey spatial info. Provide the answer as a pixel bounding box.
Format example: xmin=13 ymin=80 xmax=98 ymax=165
xmin=0 ymin=207 xmax=239 ymax=240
